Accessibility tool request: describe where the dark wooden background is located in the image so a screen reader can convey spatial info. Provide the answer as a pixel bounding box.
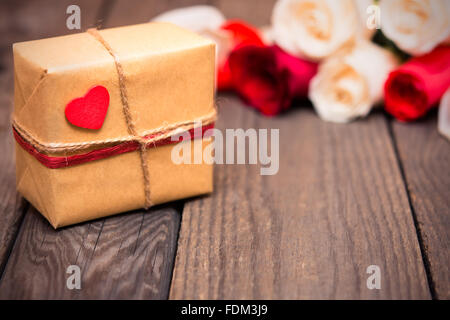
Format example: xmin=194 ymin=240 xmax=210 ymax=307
xmin=0 ymin=0 xmax=448 ymax=300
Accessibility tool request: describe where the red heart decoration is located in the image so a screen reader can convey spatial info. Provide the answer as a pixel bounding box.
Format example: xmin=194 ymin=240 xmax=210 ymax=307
xmin=65 ymin=85 xmax=110 ymax=130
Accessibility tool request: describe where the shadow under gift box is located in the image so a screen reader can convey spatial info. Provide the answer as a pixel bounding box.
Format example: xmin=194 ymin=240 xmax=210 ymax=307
xmin=12 ymin=23 xmax=216 ymax=228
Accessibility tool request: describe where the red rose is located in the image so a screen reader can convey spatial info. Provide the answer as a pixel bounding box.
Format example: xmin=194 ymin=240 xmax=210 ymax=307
xmin=217 ymin=20 xmax=265 ymax=91
xmin=384 ymin=46 xmax=450 ymax=121
xmin=228 ymin=45 xmax=318 ymax=116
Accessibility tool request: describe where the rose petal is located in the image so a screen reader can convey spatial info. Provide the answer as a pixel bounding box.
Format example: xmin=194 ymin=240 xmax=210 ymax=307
xmin=229 ymin=45 xmax=317 ymax=116
xmin=310 ymin=40 xmax=398 ymax=123
xmin=152 ymin=5 xmax=226 ymax=31
xmin=379 ymin=0 xmax=450 ymax=56
xmin=218 ymin=20 xmax=266 ymax=90
xmin=438 ymin=88 xmax=450 ymax=140
xmin=271 ymin=0 xmax=360 ymax=61
xmin=221 ymin=20 xmax=265 ymax=48
xmin=384 ymin=46 xmax=450 ymax=121
xmin=152 ymin=5 xmax=233 ymax=86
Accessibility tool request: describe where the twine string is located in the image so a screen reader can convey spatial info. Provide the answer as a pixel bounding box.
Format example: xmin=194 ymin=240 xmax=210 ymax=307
xmin=11 ymin=112 xmax=216 ymax=153
xmin=87 ymin=28 xmax=152 ymax=207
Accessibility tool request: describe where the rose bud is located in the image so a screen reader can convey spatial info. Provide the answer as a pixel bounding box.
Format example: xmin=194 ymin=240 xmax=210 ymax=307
xmin=384 ymin=46 xmax=450 ymax=122
xmin=228 ymin=45 xmax=318 ymax=116
xmin=218 ymin=20 xmax=266 ymax=90
xmin=309 ymin=40 xmax=398 ymax=123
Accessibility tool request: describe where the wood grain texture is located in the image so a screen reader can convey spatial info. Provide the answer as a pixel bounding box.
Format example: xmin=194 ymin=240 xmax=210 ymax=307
xmin=0 ymin=0 xmax=183 ymax=299
xmin=212 ymin=0 xmax=276 ymax=26
xmin=392 ymin=115 xmax=450 ymax=299
xmin=170 ymin=95 xmax=431 ymax=299
xmin=104 ymin=0 xmax=276 ymax=28
xmin=1 ymin=0 xmax=446 ymax=300
xmin=104 ymin=0 xmax=210 ymax=28
xmin=0 ymin=204 xmax=181 ymax=299
xmin=0 ymin=0 xmax=105 ymax=275
xmin=0 ymin=51 xmax=27 ymax=278
xmin=0 ymin=0 xmax=103 ymax=48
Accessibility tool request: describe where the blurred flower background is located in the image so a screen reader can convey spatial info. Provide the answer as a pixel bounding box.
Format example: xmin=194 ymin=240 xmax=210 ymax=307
xmin=151 ymin=0 xmax=450 ymax=139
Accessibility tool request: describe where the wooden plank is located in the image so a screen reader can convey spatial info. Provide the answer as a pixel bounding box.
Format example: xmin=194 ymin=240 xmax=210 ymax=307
xmin=0 ymin=204 xmax=181 ymax=299
xmin=0 ymin=0 xmax=103 ymax=48
xmin=0 ymin=0 xmax=104 ymax=282
xmin=392 ymin=115 xmax=450 ymax=299
xmin=0 ymin=51 xmax=27 ymax=278
xmin=0 ymin=0 xmax=183 ymax=299
xmin=212 ymin=0 xmax=276 ymax=26
xmin=104 ymin=0 xmax=274 ymax=29
xmin=0 ymin=0 xmax=103 ymax=280
xmin=170 ymin=95 xmax=431 ymax=299
xmin=104 ymin=0 xmax=210 ymax=28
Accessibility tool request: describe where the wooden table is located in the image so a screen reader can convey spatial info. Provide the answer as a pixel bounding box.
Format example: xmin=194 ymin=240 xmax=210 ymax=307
xmin=0 ymin=0 xmax=448 ymax=300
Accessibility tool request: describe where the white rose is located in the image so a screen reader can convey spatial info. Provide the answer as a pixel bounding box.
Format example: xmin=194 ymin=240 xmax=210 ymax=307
xmin=379 ymin=0 xmax=450 ymax=56
xmin=152 ymin=6 xmax=232 ymax=67
xmin=271 ymin=0 xmax=364 ymax=61
xmin=260 ymin=25 xmax=275 ymax=45
xmin=438 ymin=88 xmax=450 ymax=141
xmin=309 ymin=40 xmax=398 ymax=123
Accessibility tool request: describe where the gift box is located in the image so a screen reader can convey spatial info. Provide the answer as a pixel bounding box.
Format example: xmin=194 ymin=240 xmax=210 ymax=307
xmin=12 ymin=23 xmax=216 ymax=228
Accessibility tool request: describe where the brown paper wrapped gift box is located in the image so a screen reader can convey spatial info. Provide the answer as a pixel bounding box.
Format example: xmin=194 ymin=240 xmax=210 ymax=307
xmin=12 ymin=23 xmax=216 ymax=228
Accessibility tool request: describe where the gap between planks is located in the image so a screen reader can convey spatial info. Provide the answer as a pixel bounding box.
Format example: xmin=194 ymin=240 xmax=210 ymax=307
xmin=169 ymin=96 xmax=432 ymax=299
xmin=387 ymin=119 xmax=436 ymax=299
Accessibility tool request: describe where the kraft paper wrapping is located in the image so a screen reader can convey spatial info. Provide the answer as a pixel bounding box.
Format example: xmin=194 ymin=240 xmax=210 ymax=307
xmin=13 ymin=23 xmax=216 ymax=228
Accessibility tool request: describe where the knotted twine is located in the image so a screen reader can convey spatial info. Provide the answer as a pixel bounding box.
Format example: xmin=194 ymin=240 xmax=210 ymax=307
xmin=87 ymin=28 xmax=153 ymax=208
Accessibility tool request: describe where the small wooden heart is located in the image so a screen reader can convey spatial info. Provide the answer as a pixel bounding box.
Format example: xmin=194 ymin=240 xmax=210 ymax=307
xmin=65 ymin=85 xmax=110 ymax=130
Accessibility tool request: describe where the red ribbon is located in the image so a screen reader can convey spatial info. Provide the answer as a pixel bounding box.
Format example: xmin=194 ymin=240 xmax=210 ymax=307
xmin=13 ymin=123 xmax=214 ymax=169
